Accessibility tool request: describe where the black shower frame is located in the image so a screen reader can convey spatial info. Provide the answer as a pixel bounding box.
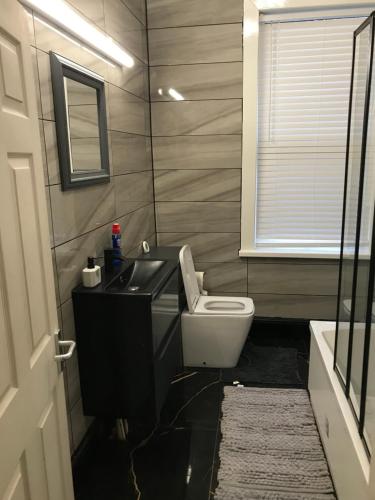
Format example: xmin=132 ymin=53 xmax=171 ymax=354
xmin=334 ymin=11 xmax=375 ymax=456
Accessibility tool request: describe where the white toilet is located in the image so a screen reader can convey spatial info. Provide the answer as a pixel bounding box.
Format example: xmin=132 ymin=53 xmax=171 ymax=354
xmin=179 ymin=245 xmax=254 ymax=368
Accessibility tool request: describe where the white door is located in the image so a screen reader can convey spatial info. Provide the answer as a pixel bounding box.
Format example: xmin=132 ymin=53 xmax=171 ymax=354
xmin=0 ymin=1 xmax=75 ymax=499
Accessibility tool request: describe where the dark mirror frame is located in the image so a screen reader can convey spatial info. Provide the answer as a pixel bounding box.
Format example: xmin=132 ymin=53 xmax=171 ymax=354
xmin=49 ymin=52 xmax=110 ymax=190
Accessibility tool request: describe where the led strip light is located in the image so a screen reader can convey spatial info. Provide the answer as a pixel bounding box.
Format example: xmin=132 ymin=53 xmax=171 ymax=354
xmin=21 ymin=0 xmax=134 ymax=67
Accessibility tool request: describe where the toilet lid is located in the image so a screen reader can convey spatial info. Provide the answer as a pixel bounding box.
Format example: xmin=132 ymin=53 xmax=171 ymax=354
xmin=179 ymin=245 xmax=200 ymax=313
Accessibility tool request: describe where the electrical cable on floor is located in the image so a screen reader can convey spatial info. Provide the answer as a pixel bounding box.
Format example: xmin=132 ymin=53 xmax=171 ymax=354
xmin=170 ymin=371 xmax=198 ymax=384
xmin=129 ymin=376 xmax=221 ymax=499
xmin=129 ymin=426 xmax=158 ymax=500
xmin=169 ymin=379 xmax=220 ymax=427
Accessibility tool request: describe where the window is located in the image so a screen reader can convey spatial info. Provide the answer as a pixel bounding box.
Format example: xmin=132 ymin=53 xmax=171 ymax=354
xmin=241 ymin=7 xmax=370 ymax=258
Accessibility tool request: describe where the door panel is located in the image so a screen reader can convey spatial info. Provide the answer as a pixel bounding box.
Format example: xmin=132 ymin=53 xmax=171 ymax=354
xmin=8 ymin=155 xmax=50 ymax=348
xmin=0 ymin=247 xmax=17 ymax=403
xmin=2 ymin=456 xmax=31 ymax=500
xmin=0 ymin=1 xmax=74 ymax=499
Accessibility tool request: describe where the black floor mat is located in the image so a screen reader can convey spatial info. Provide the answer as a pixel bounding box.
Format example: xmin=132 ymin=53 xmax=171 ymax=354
xmin=222 ymin=341 xmax=303 ymax=386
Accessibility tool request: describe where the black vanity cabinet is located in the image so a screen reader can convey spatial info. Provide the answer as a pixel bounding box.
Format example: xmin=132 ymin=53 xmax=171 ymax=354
xmin=72 ymin=250 xmax=185 ymax=423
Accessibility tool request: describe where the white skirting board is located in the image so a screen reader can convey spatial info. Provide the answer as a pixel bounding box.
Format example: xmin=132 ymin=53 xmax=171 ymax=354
xmin=308 ymin=321 xmax=373 ymax=500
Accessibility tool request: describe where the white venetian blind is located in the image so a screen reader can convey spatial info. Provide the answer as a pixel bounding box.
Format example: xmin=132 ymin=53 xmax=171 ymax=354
xmin=256 ymin=11 xmax=367 ymax=250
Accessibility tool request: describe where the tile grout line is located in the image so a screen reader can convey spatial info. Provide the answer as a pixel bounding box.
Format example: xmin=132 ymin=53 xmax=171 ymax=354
xmin=150 ymin=61 xmax=243 ymax=68
xmin=148 ymin=21 xmax=243 ymax=30
xmin=144 ymin=0 xmax=158 ymax=239
xmin=151 ymin=97 xmax=243 ymax=103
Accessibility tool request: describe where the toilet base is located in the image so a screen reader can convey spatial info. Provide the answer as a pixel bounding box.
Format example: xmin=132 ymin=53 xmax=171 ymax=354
xmin=181 ymin=311 xmax=253 ymax=368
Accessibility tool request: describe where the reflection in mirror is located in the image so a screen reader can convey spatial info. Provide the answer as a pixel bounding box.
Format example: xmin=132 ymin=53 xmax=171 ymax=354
xmin=65 ymin=78 xmax=102 ymax=174
xmin=50 ymin=52 xmax=110 ymax=190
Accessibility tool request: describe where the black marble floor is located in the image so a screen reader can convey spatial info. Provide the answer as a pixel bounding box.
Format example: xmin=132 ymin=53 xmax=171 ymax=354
xmin=73 ymin=320 xmax=310 ymax=500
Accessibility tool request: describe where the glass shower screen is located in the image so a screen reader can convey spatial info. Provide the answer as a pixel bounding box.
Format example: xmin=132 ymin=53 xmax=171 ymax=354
xmin=335 ymin=12 xmax=375 ymax=454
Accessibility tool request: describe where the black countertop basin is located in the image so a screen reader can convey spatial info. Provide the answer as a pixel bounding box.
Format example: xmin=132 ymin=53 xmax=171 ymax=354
xmin=106 ymin=260 xmax=166 ymax=293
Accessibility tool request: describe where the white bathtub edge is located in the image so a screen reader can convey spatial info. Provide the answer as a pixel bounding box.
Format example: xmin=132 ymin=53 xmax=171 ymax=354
xmin=309 ymin=320 xmax=371 ymax=500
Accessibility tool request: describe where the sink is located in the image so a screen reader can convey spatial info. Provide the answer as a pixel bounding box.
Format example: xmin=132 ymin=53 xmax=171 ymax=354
xmin=107 ymin=260 xmax=166 ymax=292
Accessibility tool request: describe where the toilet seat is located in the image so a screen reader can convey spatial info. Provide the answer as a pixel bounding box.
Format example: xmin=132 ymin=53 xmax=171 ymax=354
xmin=194 ymin=296 xmax=254 ymax=316
xmin=179 ymin=245 xmax=255 ymax=368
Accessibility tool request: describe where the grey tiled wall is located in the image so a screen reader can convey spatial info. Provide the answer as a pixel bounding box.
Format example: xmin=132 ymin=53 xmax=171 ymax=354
xmin=26 ymin=0 xmax=155 ymax=453
xmin=147 ymin=0 xmax=339 ymax=321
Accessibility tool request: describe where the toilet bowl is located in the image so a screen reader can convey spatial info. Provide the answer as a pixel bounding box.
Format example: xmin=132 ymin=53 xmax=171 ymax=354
xmin=179 ymin=245 xmax=254 ymax=368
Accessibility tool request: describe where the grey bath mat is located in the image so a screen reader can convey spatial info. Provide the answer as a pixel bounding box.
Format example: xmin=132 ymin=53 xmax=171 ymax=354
xmin=215 ymin=387 xmax=335 ymax=500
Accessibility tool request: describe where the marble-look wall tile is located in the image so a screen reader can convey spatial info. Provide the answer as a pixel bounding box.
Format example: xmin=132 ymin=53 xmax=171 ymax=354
xmin=247 ymin=263 xmax=339 ymax=296
xmin=147 ymin=0 xmax=243 ymax=28
xmin=150 ymin=62 xmax=243 ymax=101
xmin=108 ymin=59 xmax=149 ymax=100
xmin=123 ymin=0 xmax=146 ymax=25
xmin=50 ymin=182 xmax=115 ymax=245
xmin=68 ymin=0 xmax=105 ymax=29
xmin=45 ymin=188 xmax=54 ymax=248
xmin=148 ymin=233 xmax=157 ymax=247
xmin=110 ymin=131 xmax=152 ymax=174
xmin=148 ymin=24 xmax=242 ymax=66
xmin=55 ymin=224 xmax=110 ymax=304
xmin=152 ymin=100 xmax=242 ymax=136
xmin=157 ymin=232 xmax=240 ymax=262
xmin=39 ymin=120 xmax=49 ymax=185
xmin=67 ymin=373 xmax=82 ymax=418
xmin=115 ymin=171 xmax=154 ymax=217
xmin=55 ymin=204 xmax=154 ymax=303
xmin=117 ymin=204 xmax=155 ymax=252
xmin=108 ymin=84 xmax=149 ymax=135
xmin=126 ymin=232 xmax=156 ymax=257
xmin=43 ymin=120 xmax=61 ymax=185
xmin=156 ymin=202 xmax=240 ymax=232
xmin=152 ymin=135 xmax=241 ymax=170
xmin=154 ymin=169 xmax=241 ymax=202
xmin=195 ymin=262 xmax=247 ymax=293
xmin=70 ymin=399 xmax=94 ymax=451
xmin=51 ymin=249 xmax=61 ymax=308
xmin=246 ymin=256 xmax=340 ymax=266
xmin=249 ymin=293 xmax=337 ymax=320
xmin=104 ymin=0 xmax=147 ymax=63
xmin=36 ymin=50 xmax=55 ymax=121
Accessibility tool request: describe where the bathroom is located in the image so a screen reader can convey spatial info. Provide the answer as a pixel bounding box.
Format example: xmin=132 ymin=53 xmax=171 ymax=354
xmin=1 ymin=0 xmax=375 ymax=498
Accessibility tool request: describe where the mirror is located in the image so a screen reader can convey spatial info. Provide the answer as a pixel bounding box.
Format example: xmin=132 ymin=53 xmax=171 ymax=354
xmin=49 ymin=52 xmax=110 ymax=190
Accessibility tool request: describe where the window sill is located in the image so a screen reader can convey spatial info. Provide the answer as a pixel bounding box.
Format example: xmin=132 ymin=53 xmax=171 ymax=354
xmin=239 ymin=247 xmax=340 ymax=259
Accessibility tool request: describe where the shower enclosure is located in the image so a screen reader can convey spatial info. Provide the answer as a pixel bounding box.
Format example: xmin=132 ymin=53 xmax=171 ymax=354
xmin=335 ymin=10 xmax=375 ymax=456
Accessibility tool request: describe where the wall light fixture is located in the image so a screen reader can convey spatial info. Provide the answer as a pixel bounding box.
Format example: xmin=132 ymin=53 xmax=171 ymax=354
xmin=21 ymin=0 xmax=134 ymax=67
